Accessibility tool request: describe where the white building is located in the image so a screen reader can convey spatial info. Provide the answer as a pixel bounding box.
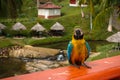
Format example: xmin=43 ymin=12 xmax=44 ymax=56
xmin=69 ymin=0 xmax=79 ymax=7
xmin=38 ymin=2 xmax=61 ymax=19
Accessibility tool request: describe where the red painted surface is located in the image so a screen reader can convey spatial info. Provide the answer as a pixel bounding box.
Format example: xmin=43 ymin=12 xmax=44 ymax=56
xmin=1 ymin=55 xmax=120 ymax=80
xmin=39 ymin=2 xmax=61 ymax=9
xmin=70 ymin=0 xmax=76 ymax=4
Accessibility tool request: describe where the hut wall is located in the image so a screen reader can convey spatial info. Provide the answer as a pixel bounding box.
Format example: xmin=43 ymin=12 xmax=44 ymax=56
xmin=49 ymin=9 xmax=61 ymax=16
xmin=38 ymin=9 xmax=48 ymax=15
xmin=38 ymin=9 xmax=61 ymax=19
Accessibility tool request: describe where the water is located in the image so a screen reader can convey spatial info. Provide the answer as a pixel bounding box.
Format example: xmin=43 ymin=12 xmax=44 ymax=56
xmin=0 ymin=40 xmax=110 ymax=79
xmin=37 ymin=40 xmax=110 ymax=52
xmin=0 ymin=57 xmax=28 ymax=79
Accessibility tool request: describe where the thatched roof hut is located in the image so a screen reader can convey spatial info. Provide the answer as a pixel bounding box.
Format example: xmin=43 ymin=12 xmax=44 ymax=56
xmin=50 ymin=22 xmax=64 ymax=36
xmin=0 ymin=23 xmax=6 ymax=30
xmin=106 ymin=32 xmax=120 ymax=50
xmin=50 ymin=22 xmax=64 ymax=30
xmin=31 ymin=23 xmax=47 ymax=37
xmin=31 ymin=23 xmax=46 ymax=32
xmin=0 ymin=23 xmax=6 ymax=36
xmin=106 ymin=32 xmax=120 ymax=43
xmin=12 ymin=22 xmax=26 ymax=31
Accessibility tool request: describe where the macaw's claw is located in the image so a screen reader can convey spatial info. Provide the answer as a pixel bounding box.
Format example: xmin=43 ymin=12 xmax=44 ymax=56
xmin=82 ymin=63 xmax=91 ymax=69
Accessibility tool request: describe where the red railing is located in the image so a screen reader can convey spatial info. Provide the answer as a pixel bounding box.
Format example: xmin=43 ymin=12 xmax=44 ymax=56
xmin=1 ymin=55 xmax=120 ymax=80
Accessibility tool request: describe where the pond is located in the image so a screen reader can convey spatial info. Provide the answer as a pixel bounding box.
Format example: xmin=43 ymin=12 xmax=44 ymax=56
xmin=0 ymin=40 xmax=110 ymax=79
xmin=0 ymin=57 xmax=28 ymax=79
xmin=37 ymin=40 xmax=110 ymax=52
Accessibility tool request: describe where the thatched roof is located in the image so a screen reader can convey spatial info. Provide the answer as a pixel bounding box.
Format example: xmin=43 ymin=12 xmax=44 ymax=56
xmin=106 ymin=32 xmax=120 ymax=42
xmin=0 ymin=23 xmax=6 ymax=30
xmin=12 ymin=22 xmax=26 ymax=31
xmin=50 ymin=22 xmax=64 ymax=30
xmin=31 ymin=23 xmax=46 ymax=32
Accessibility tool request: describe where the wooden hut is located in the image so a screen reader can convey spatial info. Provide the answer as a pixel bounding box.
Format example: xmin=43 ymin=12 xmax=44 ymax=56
xmin=12 ymin=22 xmax=27 ymax=37
xmin=31 ymin=23 xmax=46 ymax=37
xmin=38 ymin=2 xmax=61 ymax=19
xmin=50 ymin=22 xmax=64 ymax=36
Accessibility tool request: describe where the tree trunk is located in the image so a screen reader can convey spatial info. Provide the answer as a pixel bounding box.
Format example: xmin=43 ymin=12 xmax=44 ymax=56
xmin=107 ymin=15 xmax=112 ymax=32
xmin=81 ymin=8 xmax=84 ymax=18
xmin=90 ymin=13 xmax=92 ymax=30
xmin=37 ymin=0 xmax=40 ymax=8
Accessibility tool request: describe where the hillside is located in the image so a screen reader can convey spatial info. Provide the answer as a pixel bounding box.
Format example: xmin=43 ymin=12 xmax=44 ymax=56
xmin=0 ymin=0 xmax=118 ymax=47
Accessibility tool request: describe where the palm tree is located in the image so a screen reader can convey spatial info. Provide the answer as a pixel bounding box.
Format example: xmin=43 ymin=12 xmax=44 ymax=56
xmin=79 ymin=0 xmax=94 ymax=31
xmin=0 ymin=0 xmax=23 ymax=18
xmin=94 ymin=0 xmax=120 ymax=32
xmin=37 ymin=0 xmax=40 ymax=7
xmin=79 ymin=0 xmax=120 ymax=32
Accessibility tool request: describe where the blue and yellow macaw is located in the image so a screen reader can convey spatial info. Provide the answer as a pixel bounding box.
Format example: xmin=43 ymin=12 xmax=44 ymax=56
xmin=67 ymin=28 xmax=91 ymax=68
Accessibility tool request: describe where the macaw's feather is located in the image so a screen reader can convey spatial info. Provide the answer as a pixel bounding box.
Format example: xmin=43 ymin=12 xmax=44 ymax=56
xmin=67 ymin=36 xmax=91 ymax=66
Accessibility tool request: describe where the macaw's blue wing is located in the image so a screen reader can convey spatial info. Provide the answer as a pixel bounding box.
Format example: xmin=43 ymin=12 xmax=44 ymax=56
xmin=85 ymin=41 xmax=91 ymax=56
xmin=67 ymin=41 xmax=73 ymax=61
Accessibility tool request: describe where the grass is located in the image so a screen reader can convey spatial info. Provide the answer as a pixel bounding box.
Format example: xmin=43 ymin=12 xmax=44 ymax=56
xmin=88 ymin=43 xmax=120 ymax=61
xmin=0 ymin=38 xmax=25 ymax=48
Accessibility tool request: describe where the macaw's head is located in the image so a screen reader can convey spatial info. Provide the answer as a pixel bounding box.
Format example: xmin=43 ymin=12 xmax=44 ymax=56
xmin=73 ymin=28 xmax=84 ymax=40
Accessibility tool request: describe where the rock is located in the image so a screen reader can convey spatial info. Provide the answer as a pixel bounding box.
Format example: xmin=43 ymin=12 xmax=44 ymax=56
xmin=36 ymin=63 xmax=48 ymax=70
xmin=9 ymin=45 xmax=61 ymax=58
xmin=90 ymin=52 xmax=101 ymax=57
xmin=8 ymin=45 xmax=69 ymax=73
xmin=26 ymin=66 xmax=34 ymax=71
xmin=49 ymin=64 xmax=60 ymax=68
xmin=39 ymin=60 xmax=54 ymax=65
xmin=59 ymin=60 xmax=69 ymax=66
xmin=25 ymin=59 xmax=68 ymax=73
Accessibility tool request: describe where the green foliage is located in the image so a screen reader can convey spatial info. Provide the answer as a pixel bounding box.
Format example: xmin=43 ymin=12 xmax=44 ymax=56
xmin=21 ymin=0 xmax=37 ymax=18
xmin=24 ymin=35 xmax=70 ymax=46
xmin=0 ymin=0 xmax=23 ymax=18
xmin=0 ymin=38 xmax=25 ymax=48
xmin=90 ymin=43 xmax=120 ymax=61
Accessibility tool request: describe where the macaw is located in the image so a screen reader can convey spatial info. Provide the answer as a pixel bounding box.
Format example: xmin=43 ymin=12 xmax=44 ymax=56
xmin=67 ymin=28 xmax=91 ymax=68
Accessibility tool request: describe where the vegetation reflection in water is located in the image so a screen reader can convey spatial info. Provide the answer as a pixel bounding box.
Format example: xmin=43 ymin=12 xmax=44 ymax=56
xmin=0 ymin=57 xmax=28 ymax=79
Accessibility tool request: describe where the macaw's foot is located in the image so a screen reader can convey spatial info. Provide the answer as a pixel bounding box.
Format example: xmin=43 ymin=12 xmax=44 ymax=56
xmin=82 ymin=63 xmax=91 ymax=69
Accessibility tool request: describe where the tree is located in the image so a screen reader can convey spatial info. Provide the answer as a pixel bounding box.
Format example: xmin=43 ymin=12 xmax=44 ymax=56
xmin=94 ymin=0 xmax=120 ymax=32
xmin=0 ymin=0 xmax=23 ymax=18
xmin=79 ymin=0 xmax=94 ymax=31
xmin=37 ymin=0 xmax=40 ymax=7
xmin=79 ymin=0 xmax=120 ymax=32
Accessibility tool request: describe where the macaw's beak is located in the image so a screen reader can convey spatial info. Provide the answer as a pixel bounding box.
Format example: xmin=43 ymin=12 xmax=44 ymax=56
xmin=74 ymin=29 xmax=84 ymax=40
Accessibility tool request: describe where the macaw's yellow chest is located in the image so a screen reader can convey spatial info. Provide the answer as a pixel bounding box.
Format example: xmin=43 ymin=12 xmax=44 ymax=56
xmin=71 ymin=39 xmax=88 ymax=64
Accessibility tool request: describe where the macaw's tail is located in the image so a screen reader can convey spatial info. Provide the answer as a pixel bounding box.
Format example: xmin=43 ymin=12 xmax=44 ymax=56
xmin=69 ymin=58 xmax=82 ymax=66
